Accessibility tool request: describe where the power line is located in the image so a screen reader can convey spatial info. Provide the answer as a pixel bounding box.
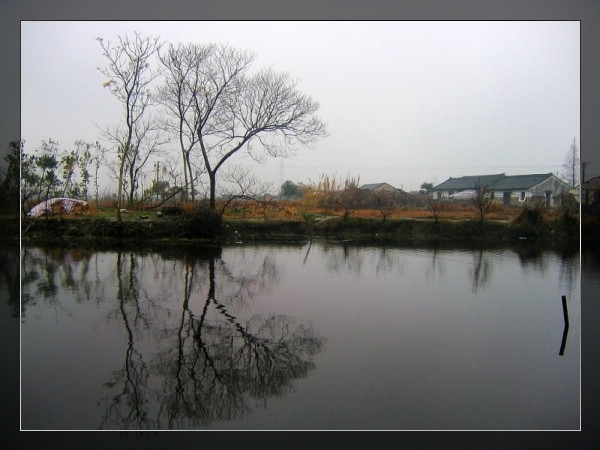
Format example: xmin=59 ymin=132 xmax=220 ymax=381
xmin=232 ymin=163 xmax=564 ymax=171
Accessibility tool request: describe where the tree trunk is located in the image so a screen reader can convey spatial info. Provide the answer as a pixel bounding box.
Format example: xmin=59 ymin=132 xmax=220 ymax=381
xmin=209 ymin=171 xmax=217 ymax=210
xmin=128 ymin=163 xmax=136 ymax=207
xmin=181 ymin=156 xmax=189 ymax=202
xmin=116 ymin=146 xmax=128 ymax=222
xmin=185 ymin=153 xmax=195 ymax=202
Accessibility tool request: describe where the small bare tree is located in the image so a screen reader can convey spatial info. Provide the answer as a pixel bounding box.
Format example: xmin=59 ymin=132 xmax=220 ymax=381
xmin=217 ymin=166 xmax=273 ymax=218
xmin=561 ymin=137 xmax=580 ymax=188
xmin=472 ymin=184 xmax=494 ymax=224
xmin=97 ymin=32 xmax=163 ymax=220
xmin=87 ymin=141 xmax=107 ymax=208
xmin=74 ymin=140 xmax=94 ymax=201
xmin=371 ymin=190 xmax=398 ymax=221
xmin=332 ymin=174 xmax=363 ymax=220
xmin=426 ymin=194 xmax=445 ymax=224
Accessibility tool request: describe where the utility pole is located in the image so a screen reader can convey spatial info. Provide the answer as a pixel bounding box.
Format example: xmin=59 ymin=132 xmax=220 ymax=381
xmin=581 ymin=161 xmax=587 ymax=184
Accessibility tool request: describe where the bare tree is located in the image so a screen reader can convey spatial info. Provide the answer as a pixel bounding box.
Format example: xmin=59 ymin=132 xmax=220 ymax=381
xmin=127 ymin=120 xmax=168 ymax=205
xmin=158 ymin=43 xmax=211 ymax=202
xmin=90 ymin=141 xmax=107 ymax=208
xmin=58 ymin=147 xmax=78 ymax=198
xmin=561 ymin=137 xmax=580 ymax=188
xmin=74 ymin=140 xmax=93 ymax=201
xmin=97 ymin=32 xmax=163 ymax=220
xmin=426 ymin=194 xmax=445 ymax=224
xmin=184 ymin=43 xmax=327 ymax=211
xmin=333 ymin=175 xmax=363 ymax=220
xmin=472 ymin=183 xmax=494 ymax=224
xmin=217 ymin=166 xmax=273 ymax=218
xmin=371 ymin=190 xmax=399 ymax=221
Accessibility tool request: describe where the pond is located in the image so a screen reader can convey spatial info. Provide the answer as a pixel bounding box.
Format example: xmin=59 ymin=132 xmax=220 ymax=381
xmin=18 ymin=240 xmax=580 ymax=430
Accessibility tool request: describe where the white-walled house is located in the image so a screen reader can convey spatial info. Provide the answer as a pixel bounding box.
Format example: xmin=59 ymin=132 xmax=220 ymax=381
xmin=432 ymin=173 xmax=571 ymax=207
xmin=432 ymin=173 xmax=504 ymax=199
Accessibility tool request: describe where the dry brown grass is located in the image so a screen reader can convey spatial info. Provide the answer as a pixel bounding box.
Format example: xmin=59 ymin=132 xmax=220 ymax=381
xmin=68 ymin=198 xmax=571 ymax=224
xmin=321 ymin=203 xmax=522 ymax=222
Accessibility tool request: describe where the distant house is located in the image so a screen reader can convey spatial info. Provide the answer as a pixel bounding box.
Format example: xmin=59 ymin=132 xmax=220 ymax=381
xmin=358 ymin=182 xmax=399 ymax=194
xmin=432 ymin=173 xmax=571 ymax=207
xmin=432 ymin=174 xmax=505 ymax=198
xmin=580 ymin=176 xmax=600 ymax=205
xmin=359 ymin=182 xmax=419 ymax=206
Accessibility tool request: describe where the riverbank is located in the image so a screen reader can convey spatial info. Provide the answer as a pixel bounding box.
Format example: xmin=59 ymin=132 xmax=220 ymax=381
xmin=14 ymin=211 xmax=579 ymax=249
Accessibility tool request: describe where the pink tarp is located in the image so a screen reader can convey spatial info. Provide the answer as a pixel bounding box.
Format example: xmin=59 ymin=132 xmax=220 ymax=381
xmin=27 ymin=197 xmax=89 ymax=218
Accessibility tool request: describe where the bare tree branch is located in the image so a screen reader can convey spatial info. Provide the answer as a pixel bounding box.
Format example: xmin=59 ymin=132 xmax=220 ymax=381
xmin=217 ymin=166 xmax=273 ymax=217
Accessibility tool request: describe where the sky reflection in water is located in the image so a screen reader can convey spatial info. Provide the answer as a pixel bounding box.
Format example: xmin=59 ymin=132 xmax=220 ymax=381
xmin=18 ymin=242 xmax=580 ymax=430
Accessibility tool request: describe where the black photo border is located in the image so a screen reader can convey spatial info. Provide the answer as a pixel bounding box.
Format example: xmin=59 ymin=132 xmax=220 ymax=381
xmin=3 ymin=1 xmax=597 ymax=448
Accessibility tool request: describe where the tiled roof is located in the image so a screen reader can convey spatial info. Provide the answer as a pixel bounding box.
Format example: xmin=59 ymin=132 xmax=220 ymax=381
xmin=487 ymin=173 xmax=554 ymax=190
xmin=432 ymin=174 xmax=505 ymax=191
xmin=433 ymin=173 xmax=560 ymax=191
xmin=358 ymin=182 xmax=397 ymax=191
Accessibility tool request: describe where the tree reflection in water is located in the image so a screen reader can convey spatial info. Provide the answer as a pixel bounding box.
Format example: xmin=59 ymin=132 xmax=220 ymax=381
xmin=0 ymin=245 xmax=20 ymax=318
xmin=470 ymin=249 xmax=492 ymax=293
xmin=89 ymin=248 xmax=326 ymax=430
xmin=318 ymin=242 xmax=494 ymax=293
xmin=19 ymin=241 xmax=583 ymax=430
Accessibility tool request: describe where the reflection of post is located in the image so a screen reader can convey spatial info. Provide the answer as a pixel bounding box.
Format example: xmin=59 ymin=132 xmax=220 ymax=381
xmin=303 ymin=239 xmax=313 ymax=265
xmin=559 ymin=295 xmax=570 ymax=356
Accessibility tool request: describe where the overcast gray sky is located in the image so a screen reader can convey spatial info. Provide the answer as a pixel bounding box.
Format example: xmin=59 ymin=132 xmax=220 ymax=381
xmin=21 ymin=20 xmax=580 ymax=193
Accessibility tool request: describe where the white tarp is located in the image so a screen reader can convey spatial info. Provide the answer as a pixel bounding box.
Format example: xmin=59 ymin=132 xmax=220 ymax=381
xmin=27 ymin=197 xmax=89 ymax=218
xmin=447 ymin=190 xmax=477 ymax=200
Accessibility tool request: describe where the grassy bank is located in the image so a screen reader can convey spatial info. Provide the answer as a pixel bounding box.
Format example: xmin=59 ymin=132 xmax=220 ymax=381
xmin=16 ymin=210 xmax=579 ymax=249
xmin=227 ymin=215 xmax=579 ymax=244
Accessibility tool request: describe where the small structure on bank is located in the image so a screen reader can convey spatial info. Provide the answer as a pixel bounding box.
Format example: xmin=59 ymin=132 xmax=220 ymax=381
xmin=358 ymin=182 xmax=420 ymax=207
xmin=27 ymin=197 xmax=89 ymax=218
xmin=358 ymin=182 xmax=399 ymax=194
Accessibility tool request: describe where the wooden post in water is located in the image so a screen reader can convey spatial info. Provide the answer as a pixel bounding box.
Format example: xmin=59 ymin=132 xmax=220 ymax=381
xmin=559 ymin=295 xmax=570 ymax=356
xmin=559 ymin=325 xmax=569 ymax=356
xmin=561 ymin=295 xmax=570 ymax=329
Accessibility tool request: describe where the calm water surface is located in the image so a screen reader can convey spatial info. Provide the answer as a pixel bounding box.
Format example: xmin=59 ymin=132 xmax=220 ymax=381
xmin=19 ymin=241 xmax=580 ymax=430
